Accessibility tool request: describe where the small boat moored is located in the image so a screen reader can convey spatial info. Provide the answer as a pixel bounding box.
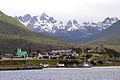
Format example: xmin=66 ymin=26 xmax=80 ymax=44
xmin=79 ymin=62 xmax=92 ymax=68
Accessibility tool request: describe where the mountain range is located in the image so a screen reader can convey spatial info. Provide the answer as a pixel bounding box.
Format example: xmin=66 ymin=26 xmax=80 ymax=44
xmin=15 ymin=13 xmax=118 ymax=42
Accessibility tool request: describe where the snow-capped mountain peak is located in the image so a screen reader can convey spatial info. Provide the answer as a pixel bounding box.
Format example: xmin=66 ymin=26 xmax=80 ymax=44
xmin=15 ymin=13 xmax=119 ymax=41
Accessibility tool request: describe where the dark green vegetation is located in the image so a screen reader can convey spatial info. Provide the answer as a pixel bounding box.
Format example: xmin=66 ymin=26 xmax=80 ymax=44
xmin=87 ymin=20 xmax=120 ymax=52
xmin=0 ymin=59 xmax=120 ymax=68
xmin=0 ymin=11 xmax=73 ymax=53
xmin=0 ymin=60 xmax=57 ymax=68
xmin=0 ymin=59 xmax=80 ymax=68
xmin=0 ymin=60 xmax=58 ymax=67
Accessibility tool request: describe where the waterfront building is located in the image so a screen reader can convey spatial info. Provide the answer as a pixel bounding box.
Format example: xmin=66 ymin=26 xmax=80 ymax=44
xmin=57 ymin=63 xmax=65 ymax=67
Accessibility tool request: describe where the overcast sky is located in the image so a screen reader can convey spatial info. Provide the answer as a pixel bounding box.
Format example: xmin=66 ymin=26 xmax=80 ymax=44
xmin=0 ymin=0 xmax=120 ymax=22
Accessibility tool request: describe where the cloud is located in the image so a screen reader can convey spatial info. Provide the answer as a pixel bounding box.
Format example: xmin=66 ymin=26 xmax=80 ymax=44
xmin=0 ymin=0 xmax=120 ymax=22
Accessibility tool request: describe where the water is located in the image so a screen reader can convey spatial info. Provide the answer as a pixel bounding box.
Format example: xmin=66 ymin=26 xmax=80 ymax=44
xmin=0 ymin=67 xmax=120 ymax=80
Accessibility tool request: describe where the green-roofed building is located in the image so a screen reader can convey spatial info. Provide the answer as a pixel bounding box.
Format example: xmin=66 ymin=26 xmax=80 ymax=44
xmin=16 ymin=48 xmax=27 ymax=58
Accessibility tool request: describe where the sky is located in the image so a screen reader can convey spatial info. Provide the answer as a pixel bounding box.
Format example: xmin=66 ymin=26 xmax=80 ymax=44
xmin=0 ymin=0 xmax=120 ymax=22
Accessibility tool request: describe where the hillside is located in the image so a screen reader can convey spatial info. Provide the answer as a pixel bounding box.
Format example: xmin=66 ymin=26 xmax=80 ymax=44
xmin=87 ymin=20 xmax=120 ymax=51
xmin=0 ymin=11 xmax=72 ymax=53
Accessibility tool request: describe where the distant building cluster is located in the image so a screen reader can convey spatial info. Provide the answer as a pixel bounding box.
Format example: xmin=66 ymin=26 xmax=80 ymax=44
xmin=37 ymin=49 xmax=78 ymax=59
xmin=0 ymin=48 xmax=78 ymax=60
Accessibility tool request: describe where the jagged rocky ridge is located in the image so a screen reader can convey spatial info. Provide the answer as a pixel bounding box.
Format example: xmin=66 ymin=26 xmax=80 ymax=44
xmin=15 ymin=13 xmax=118 ymax=42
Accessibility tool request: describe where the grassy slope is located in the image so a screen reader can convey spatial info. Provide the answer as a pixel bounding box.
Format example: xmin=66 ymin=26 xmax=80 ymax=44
xmin=0 ymin=11 xmax=74 ymax=53
xmin=87 ymin=20 xmax=120 ymax=52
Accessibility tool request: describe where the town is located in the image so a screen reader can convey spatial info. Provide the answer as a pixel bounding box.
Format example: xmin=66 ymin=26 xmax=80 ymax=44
xmin=0 ymin=45 xmax=120 ymax=68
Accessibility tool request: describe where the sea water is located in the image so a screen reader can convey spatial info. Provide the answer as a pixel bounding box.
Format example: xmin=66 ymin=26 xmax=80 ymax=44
xmin=0 ymin=67 xmax=120 ymax=80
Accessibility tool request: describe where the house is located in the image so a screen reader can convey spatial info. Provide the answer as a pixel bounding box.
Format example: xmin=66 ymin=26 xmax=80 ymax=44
xmin=16 ymin=49 xmax=27 ymax=58
xmin=1 ymin=57 xmax=10 ymax=60
xmin=43 ymin=64 xmax=49 ymax=68
xmin=57 ymin=63 xmax=65 ymax=67
xmin=38 ymin=54 xmax=43 ymax=59
xmin=87 ymin=50 xmax=94 ymax=53
xmin=92 ymin=54 xmax=100 ymax=56
xmin=105 ymin=61 xmax=113 ymax=64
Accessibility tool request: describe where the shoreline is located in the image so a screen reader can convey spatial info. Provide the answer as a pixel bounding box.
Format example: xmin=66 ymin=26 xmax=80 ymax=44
xmin=0 ymin=67 xmax=43 ymax=71
xmin=92 ymin=66 xmax=120 ymax=68
xmin=48 ymin=66 xmax=120 ymax=69
xmin=0 ymin=66 xmax=120 ymax=71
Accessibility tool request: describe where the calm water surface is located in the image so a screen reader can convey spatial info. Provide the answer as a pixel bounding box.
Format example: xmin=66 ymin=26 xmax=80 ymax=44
xmin=0 ymin=67 xmax=120 ymax=80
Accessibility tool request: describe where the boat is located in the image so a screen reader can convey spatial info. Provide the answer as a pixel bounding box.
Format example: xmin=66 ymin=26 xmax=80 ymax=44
xmin=79 ymin=62 xmax=92 ymax=68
